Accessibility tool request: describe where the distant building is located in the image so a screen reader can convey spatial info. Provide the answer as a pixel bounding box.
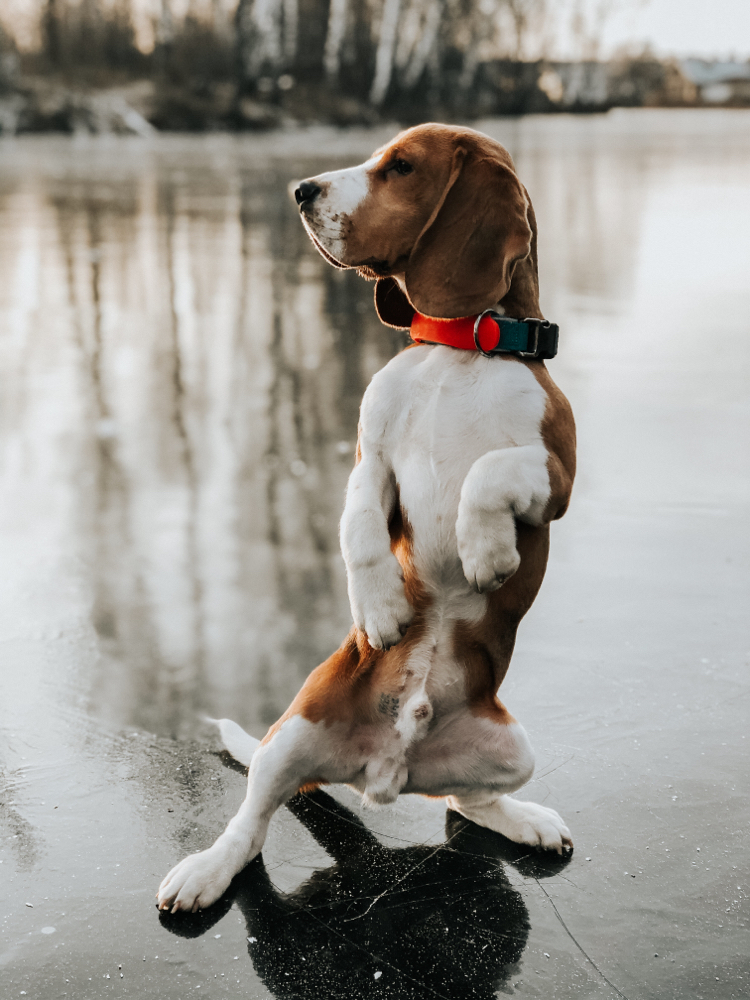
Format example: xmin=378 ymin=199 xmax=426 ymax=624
xmin=536 ymin=58 xmax=698 ymax=112
xmin=681 ymin=59 xmax=750 ymax=104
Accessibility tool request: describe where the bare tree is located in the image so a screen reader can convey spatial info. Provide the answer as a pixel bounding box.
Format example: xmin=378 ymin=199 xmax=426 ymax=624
xmin=569 ymin=0 xmax=642 ymax=61
xmin=394 ymin=0 xmax=442 ymax=88
xmin=370 ymin=0 xmax=401 ymax=104
xmin=282 ymin=0 xmax=297 ymax=65
xmin=323 ymin=0 xmax=348 ymax=79
xmin=156 ymin=0 xmax=175 ymax=48
xmin=42 ymin=0 xmax=63 ymax=67
xmin=504 ymin=0 xmax=549 ymax=60
xmin=236 ymin=0 xmax=283 ymax=80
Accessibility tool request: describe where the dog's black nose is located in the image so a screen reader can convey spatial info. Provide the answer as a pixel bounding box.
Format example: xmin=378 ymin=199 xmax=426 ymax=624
xmin=295 ymin=180 xmax=321 ymax=207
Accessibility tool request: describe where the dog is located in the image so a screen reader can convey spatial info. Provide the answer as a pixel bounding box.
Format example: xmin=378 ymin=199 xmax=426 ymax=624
xmin=157 ymin=123 xmax=576 ymax=914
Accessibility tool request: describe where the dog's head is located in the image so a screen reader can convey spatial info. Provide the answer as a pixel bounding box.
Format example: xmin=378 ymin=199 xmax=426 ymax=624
xmin=294 ymin=123 xmax=541 ymax=326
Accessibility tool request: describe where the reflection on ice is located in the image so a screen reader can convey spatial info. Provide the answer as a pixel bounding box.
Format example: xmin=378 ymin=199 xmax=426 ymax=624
xmin=159 ymin=788 xmax=572 ymax=998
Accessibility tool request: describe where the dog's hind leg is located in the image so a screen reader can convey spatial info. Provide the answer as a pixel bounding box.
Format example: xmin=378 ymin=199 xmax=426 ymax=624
xmin=157 ymin=715 xmax=320 ymax=913
xmin=446 ymin=791 xmax=573 ymax=855
xmin=405 ymin=707 xmax=573 ymax=855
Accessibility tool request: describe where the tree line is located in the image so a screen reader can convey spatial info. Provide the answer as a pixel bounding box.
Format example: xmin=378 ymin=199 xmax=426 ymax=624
xmin=0 ymin=1 xmax=693 ymax=131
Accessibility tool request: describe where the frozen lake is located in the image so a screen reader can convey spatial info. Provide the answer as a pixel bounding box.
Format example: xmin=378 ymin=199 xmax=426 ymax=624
xmin=0 ymin=109 xmax=749 ymax=998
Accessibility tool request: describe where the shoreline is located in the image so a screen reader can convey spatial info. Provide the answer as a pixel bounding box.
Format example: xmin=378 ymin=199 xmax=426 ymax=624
xmin=1 ymin=59 xmax=744 ymax=137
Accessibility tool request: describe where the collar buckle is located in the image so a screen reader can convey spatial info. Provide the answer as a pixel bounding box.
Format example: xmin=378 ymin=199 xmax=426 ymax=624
xmin=473 ymin=309 xmax=504 ymax=357
xmin=473 ymin=311 xmax=559 ymax=360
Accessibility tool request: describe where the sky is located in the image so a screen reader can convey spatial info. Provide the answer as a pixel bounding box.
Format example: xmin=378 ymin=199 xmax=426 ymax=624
xmin=598 ymin=0 xmax=750 ymax=59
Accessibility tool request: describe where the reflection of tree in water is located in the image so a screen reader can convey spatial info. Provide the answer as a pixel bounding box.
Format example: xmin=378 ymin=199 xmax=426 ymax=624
xmin=160 ymin=789 xmax=571 ymax=999
xmin=51 ymin=178 xmax=206 ymax=736
xmin=50 ymin=182 xmax=175 ymax=725
xmin=42 ymin=150 xmax=402 ymax=738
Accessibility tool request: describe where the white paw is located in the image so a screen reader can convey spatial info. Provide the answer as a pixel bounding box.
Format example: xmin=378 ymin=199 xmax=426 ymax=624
xmin=455 ymin=508 xmax=519 ymax=593
xmin=157 ymin=846 xmax=236 ymax=913
xmin=499 ymin=798 xmax=573 ymax=854
xmin=349 ymin=556 xmax=414 ymax=649
xmin=449 ymin=794 xmax=573 ymax=855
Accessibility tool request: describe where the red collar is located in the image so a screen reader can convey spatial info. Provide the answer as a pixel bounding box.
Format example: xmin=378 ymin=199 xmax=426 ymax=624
xmin=409 ymin=310 xmax=559 ymax=360
xmin=410 ymin=312 xmax=501 ymax=353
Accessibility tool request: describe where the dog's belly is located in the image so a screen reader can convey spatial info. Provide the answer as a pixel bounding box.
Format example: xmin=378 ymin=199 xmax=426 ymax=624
xmin=351 ymin=581 xmax=509 ymax=804
xmin=372 ymin=345 xmax=547 ymax=592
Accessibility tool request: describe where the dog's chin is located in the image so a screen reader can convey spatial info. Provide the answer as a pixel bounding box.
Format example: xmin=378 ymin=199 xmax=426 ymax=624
xmin=304 ymin=229 xmax=350 ymax=270
xmin=357 ymin=255 xmax=410 ymax=281
xmin=300 ymin=221 xmax=395 ymax=279
xmin=355 ymin=265 xmax=382 ymax=281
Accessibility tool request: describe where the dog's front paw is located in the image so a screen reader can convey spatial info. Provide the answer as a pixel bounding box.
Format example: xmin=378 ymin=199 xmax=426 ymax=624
xmin=456 ymin=508 xmax=519 ymax=593
xmin=157 ymin=846 xmax=235 ymax=913
xmin=349 ymin=555 xmax=414 ymax=650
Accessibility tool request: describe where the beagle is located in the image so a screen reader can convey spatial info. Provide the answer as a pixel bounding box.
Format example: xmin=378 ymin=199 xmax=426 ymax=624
xmin=157 ymin=124 xmax=576 ymax=914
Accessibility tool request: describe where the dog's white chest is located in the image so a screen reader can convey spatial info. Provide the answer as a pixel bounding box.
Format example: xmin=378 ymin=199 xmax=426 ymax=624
xmin=362 ymin=345 xmax=547 ymax=589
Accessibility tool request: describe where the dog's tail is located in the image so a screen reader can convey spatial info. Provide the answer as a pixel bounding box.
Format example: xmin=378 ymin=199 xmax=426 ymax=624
xmin=204 ymin=717 xmax=261 ymax=767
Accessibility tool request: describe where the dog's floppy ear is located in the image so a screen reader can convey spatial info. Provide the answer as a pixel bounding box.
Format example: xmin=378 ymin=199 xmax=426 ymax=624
xmin=374 ymin=277 xmax=415 ymax=328
xmin=498 ymin=190 xmax=541 ymax=320
xmin=405 ymin=144 xmax=539 ymax=320
xmin=374 ymin=146 xmax=465 ymax=328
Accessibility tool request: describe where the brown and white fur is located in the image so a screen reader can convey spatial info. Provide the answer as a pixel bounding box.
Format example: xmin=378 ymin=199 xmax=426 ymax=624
xmin=157 ymin=124 xmax=576 ymax=913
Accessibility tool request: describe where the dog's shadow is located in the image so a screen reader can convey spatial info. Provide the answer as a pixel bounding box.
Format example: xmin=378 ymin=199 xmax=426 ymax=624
xmin=159 ymin=789 xmax=571 ymax=998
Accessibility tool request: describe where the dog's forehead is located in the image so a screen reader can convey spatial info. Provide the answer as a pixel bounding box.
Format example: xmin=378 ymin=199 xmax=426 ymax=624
xmin=368 ymin=125 xmax=516 ymax=177
xmin=371 ymin=125 xmax=459 ymax=164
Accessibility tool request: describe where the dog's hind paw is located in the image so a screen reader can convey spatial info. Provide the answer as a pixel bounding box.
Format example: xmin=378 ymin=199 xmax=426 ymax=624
xmin=447 ymin=793 xmax=573 ymax=855
xmin=157 ymin=847 xmax=236 ymax=913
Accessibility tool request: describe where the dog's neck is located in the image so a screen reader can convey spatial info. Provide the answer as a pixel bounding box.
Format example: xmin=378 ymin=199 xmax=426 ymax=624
xmin=390 ymin=274 xmax=506 ymax=317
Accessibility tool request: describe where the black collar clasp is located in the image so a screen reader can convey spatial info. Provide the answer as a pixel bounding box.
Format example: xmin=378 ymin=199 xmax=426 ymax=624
xmin=473 ymin=310 xmax=559 ymax=360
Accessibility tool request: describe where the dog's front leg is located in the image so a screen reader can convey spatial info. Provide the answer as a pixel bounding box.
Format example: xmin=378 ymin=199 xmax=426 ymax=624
xmin=456 ymin=443 xmax=555 ymax=593
xmin=340 ymin=441 xmax=413 ymax=649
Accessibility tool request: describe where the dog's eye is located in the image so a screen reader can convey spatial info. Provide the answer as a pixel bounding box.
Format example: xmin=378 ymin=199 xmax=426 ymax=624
xmin=391 ymin=159 xmax=413 ymax=176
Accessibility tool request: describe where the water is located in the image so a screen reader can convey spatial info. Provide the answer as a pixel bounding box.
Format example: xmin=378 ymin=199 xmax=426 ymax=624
xmin=0 ymin=109 xmax=749 ymax=998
